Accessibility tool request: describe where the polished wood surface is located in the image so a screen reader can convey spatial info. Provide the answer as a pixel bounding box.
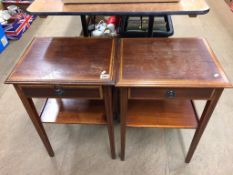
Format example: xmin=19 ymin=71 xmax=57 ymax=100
xmin=40 ymin=98 xmax=107 ymax=124
xmin=117 ymin=38 xmax=232 ymax=88
xmin=127 ymin=100 xmax=198 ymax=128
xmin=27 ymin=0 xmax=209 ymax=15
xmin=6 ymin=37 xmax=115 ymax=85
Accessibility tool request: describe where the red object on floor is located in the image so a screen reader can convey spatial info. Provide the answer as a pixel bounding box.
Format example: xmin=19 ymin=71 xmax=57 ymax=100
xmin=107 ymin=16 xmax=117 ymax=25
xmin=107 ymin=16 xmax=121 ymax=27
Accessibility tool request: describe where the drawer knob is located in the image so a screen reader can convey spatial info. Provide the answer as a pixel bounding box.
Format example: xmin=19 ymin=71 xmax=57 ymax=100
xmin=54 ymin=87 xmax=64 ymax=96
xmin=166 ymin=90 xmax=176 ymax=98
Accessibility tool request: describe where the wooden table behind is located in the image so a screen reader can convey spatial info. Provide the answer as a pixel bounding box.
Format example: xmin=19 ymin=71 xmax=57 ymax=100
xmin=27 ymin=0 xmax=209 ymax=15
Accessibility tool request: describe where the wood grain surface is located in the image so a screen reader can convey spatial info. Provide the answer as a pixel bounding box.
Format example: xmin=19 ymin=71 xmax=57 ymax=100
xmin=27 ymin=0 xmax=209 ymax=15
xmin=117 ymin=38 xmax=232 ymax=88
xmin=40 ymin=98 xmax=107 ymax=124
xmin=5 ymin=37 xmax=115 ymax=85
xmin=126 ymin=100 xmax=198 ymax=128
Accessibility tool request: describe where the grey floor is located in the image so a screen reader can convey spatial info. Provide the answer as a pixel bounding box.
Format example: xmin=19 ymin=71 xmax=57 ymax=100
xmin=1 ymin=0 xmax=233 ymax=174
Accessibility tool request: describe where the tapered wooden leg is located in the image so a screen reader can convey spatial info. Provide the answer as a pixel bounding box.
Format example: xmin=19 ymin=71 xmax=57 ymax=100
xmin=103 ymin=86 xmax=116 ymax=159
xmin=14 ymin=85 xmax=54 ymax=157
xmin=120 ymin=88 xmax=128 ymax=161
xmin=185 ymin=88 xmax=223 ymax=163
xmin=112 ymin=87 xmax=119 ymax=121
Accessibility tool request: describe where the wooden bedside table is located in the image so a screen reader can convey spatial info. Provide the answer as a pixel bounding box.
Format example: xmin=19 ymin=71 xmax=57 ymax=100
xmin=5 ymin=37 xmax=116 ymax=159
xmin=116 ymin=38 xmax=232 ymax=162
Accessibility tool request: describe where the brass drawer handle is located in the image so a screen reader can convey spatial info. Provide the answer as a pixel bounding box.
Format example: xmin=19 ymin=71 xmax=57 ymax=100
xmin=166 ymin=90 xmax=176 ymax=98
xmin=54 ymin=87 xmax=64 ymax=96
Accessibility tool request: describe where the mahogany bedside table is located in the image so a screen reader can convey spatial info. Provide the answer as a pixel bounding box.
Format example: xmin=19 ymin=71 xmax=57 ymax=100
xmin=116 ymin=38 xmax=232 ymax=162
xmin=5 ymin=37 xmax=116 ymax=159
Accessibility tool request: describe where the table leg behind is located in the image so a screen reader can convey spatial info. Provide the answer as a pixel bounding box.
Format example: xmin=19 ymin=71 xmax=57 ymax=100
xmin=81 ymin=15 xmax=88 ymax=37
xmin=103 ymin=86 xmax=116 ymax=159
xmin=148 ymin=15 xmax=154 ymax=37
xmin=14 ymin=85 xmax=54 ymax=157
xmin=185 ymin=88 xmax=223 ymax=163
xmin=120 ymin=88 xmax=128 ymax=161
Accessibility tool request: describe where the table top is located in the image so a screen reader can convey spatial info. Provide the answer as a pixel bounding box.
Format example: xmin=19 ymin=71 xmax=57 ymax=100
xmin=6 ymin=37 xmax=115 ymax=85
xmin=117 ymin=38 xmax=232 ymax=88
xmin=63 ymin=0 xmax=180 ymax=3
xmin=27 ymin=0 xmax=209 ymax=15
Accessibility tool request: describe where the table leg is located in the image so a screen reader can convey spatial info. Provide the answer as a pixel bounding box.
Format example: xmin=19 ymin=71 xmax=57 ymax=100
xmin=148 ymin=15 xmax=154 ymax=37
xmin=120 ymin=88 xmax=128 ymax=161
xmin=112 ymin=87 xmax=119 ymax=121
xmin=185 ymin=88 xmax=223 ymax=163
xmin=14 ymin=85 xmax=54 ymax=157
xmin=103 ymin=86 xmax=116 ymax=159
xmin=81 ymin=15 xmax=88 ymax=37
xmin=123 ymin=16 xmax=129 ymax=32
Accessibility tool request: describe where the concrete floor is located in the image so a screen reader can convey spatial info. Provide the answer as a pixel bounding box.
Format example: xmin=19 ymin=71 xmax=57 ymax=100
xmin=0 ymin=0 xmax=233 ymax=174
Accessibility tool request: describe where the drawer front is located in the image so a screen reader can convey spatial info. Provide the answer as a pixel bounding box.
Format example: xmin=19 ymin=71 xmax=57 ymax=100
xmin=21 ymin=85 xmax=103 ymax=99
xmin=129 ymin=88 xmax=214 ymax=100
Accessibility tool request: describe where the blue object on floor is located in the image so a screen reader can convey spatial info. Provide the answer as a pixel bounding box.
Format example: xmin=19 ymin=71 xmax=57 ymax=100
xmin=0 ymin=24 xmax=9 ymax=53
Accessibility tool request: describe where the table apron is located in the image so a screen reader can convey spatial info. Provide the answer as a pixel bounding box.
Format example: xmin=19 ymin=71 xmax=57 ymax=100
xmin=128 ymin=87 xmax=215 ymax=100
xmin=19 ymin=85 xmax=103 ymax=99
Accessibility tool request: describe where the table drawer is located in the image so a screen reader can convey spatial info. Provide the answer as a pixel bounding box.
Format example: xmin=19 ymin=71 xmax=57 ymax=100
xmin=21 ymin=85 xmax=103 ymax=99
xmin=129 ymin=88 xmax=214 ymax=100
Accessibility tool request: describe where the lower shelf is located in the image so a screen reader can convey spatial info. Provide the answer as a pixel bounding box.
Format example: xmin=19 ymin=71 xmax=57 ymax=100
xmin=127 ymin=100 xmax=199 ymax=128
xmin=40 ymin=98 xmax=107 ymax=125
